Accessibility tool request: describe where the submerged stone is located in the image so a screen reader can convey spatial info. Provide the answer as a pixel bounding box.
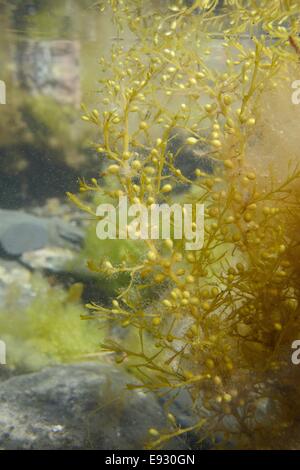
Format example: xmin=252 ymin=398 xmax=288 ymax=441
xmin=0 ymin=209 xmax=83 ymax=257
xmin=0 ymin=363 xmax=189 ymax=450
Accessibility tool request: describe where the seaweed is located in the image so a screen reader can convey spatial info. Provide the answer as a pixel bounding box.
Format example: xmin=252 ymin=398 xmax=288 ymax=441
xmin=70 ymin=0 xmax=300 ymax=449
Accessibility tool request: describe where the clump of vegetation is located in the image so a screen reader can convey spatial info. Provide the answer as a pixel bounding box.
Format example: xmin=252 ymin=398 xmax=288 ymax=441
xmin=0 ymin=275 xmax=103 ymax=372
xmin=66 ymin=190 xmax=148 ymax=303
xmin=70 ymin=0 xmax=300 ymax=449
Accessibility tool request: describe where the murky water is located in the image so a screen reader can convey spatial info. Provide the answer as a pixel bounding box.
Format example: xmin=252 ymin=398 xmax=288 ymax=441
xmin=0 ymin=1 xmax=117 ymax=208
xmin=1 ymin=0 xmax=300 ymax=453
xmin=0 ymin=2 xmax=124 ymax=378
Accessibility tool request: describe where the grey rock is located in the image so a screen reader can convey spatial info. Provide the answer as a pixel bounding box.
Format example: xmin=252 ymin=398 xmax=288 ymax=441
xmin=0 ymin=362 xmax=189 ymax=450
xmin=16 ymin=40 xmax=81 ymax=106
xmin=0 ymin=209 xmax=83 ymax=257
xmin=0 ymin=261 xmax=34 ymax=309
xmin=20 ymin=246 xmax=76 ymax=272
xmin=56 ymin=221 xmax=83 ymax=245
xmin=0 ymin=211 xmax=48 ymax=256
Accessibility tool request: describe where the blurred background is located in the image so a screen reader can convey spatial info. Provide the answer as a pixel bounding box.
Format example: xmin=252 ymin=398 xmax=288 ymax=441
xmin=0 ymin=0 xmax=115 ymax=209
xmin=0 ymin=0 xmax=198 ymax=450
xmin=0 ymin=0 xmax=139 ymax=375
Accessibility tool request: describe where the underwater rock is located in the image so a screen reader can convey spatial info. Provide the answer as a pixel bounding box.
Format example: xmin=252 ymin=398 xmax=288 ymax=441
xmin=0 ymin=261 xmax=33 ymax=309
xmin=0 ymin=210 xmax=48 ymax=256
xmin=0 ymin=209 xmax=83 ymax=257
xmin=16 ymin=40 xmax=81 ymax=106
xmin=0 ymin=362 xmax=189 ymax=450
xmin=21 ymin=247 xmax=76 ymax=272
